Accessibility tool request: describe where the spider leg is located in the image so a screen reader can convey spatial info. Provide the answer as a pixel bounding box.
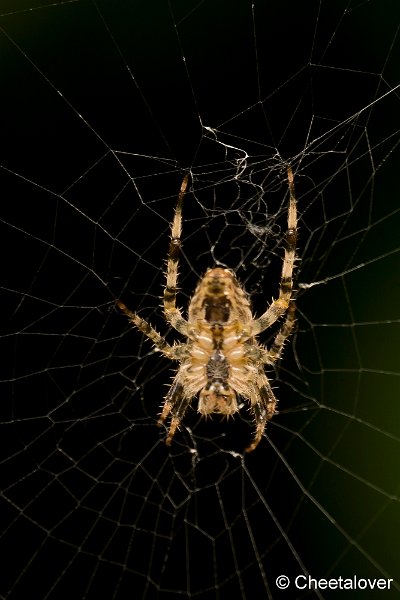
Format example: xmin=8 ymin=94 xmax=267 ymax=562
xmin=158 ymin=379 xmax=192 ymax=445
xmin=251 ymin=166 xmax=297 ymax=335
xmin=117 ymin=301 xmax=182 ymax=360
xmin=264 ymin=301 xmax=296 ymax=363
xmin=164 ymin=174 xmax=190 ymax=335
xmin=245 ymin=375 xmax=277 ymax=452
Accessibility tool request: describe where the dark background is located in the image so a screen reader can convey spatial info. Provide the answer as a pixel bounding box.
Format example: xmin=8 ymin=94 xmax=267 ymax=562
xmin=1 ymin=1 xmax=399 ymax=598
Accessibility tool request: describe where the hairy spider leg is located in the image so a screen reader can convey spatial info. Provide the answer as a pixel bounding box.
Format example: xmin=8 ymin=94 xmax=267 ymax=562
xmin=245 ymin=376 xmax=277 ymax=452
xmin=163 ymin=174 xmax=190 ymax=335
xmin=116 ymin=301 xmax=180 ymax=359
xmin=266 ymin=301 xmax=296 ymax=363
xmin=251 ymin=166 xmax=297 ymax=335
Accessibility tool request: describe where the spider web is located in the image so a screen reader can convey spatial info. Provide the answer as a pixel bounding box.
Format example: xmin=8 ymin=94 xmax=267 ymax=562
xmin=1 ymin=1 xmax=400 ymax=598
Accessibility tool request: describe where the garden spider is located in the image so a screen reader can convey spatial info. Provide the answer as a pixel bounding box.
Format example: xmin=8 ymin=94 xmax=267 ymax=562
xmin=117 ymin=167 xmax=297 ymax=452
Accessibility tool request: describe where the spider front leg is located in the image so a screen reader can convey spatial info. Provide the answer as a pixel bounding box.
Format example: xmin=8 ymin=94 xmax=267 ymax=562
xmin=251 ymin=165 xmax=297 ymax=336
xmin=163 ymin=174 xmax=190 ymax=335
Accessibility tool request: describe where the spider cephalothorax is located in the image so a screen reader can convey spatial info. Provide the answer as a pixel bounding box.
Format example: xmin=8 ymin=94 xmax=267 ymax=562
xmin=118 ymin=168 xmax=297 ymax=452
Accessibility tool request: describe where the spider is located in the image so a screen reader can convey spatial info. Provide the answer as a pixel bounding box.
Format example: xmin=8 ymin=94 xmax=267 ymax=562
xmin=117 ymin=167 xmax=297 ymax=452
